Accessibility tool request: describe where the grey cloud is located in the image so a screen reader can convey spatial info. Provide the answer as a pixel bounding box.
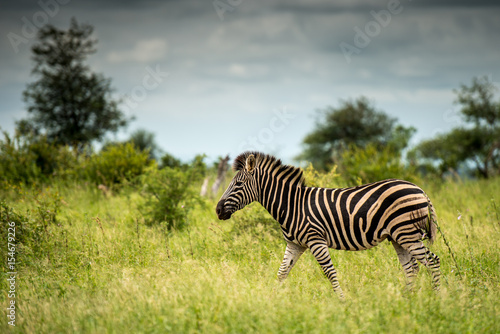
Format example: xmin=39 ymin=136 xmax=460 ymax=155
xmin=0 ymin=0 xmax=499 ymax=161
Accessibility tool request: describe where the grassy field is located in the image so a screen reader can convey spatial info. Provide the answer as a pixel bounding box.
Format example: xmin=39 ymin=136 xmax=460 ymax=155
xmin=1 ymin=176 xmax=499 ymax=333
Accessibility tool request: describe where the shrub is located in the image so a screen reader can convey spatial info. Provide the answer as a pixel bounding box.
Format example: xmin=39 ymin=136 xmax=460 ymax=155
xmin=0 ymin=130 xmax=77 ymax=188
xmin=338 ymin=143 xmax=419 ymax=185
xmin=139 ymin=158 xmax=206 ymax=230
xmin=1 ymin=201 xmax=33 ymax=252
xmin=0 ymin=188 xmax=62 ymax=261
xmin=160 ymin=152 xmax=182 ymax=169
xmin=0 ymin=131 xmax=40 ymax=186
xmin=303 ymin=163 xmax=344 ymax=188
xmin=27 ymin=136 xmax=78 ymax=179
xmin=85 ymin=142 xmax=153 ymax=188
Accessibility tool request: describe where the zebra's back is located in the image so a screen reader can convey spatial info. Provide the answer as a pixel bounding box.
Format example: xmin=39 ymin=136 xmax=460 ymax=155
xmin=301 ymin=179 xmax=433 ymax=251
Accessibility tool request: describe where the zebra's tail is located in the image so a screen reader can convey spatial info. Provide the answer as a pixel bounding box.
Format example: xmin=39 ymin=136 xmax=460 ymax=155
xmin=424 ymin=193 xmax=438 ymax=244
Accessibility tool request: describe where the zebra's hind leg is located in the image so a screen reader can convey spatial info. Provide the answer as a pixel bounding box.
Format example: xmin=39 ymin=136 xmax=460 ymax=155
xmin=277 ymin=241 xmax=307 ymax=281
xmin=309 ymin=241 xmax=344 ymax=298
xmin=402 ymin=241 xmax=441 ymax=290
xmin=391 ymin=241 xmax=419 ymax=290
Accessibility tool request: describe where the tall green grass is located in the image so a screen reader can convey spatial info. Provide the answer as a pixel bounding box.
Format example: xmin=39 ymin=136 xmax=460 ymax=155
xmin=1 ymin=176 xmax=499 ymax=333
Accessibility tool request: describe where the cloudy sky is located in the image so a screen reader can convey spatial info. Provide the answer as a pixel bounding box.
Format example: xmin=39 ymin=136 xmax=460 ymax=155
xmin=1 ymin=0 xmax=499 ymax=163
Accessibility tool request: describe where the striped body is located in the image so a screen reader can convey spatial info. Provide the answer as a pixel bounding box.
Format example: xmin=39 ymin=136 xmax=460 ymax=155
xmin=271 ymin=180 xmax=432 ymax=250
xmin=216 ymin=152 xmax=441 ymax=297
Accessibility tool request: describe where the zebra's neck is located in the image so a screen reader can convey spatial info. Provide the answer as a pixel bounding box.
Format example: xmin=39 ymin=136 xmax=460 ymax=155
xmin=255 ymin=162 xmax=305 ymax=225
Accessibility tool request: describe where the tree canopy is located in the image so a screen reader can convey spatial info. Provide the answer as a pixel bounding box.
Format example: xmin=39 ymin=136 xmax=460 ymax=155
xmin=21 ymin=18 xmax=130 ymax=149
xmin=126 ymin=129 xmax=163 ymax=161
xmin=297 ymin=96 xmax=415 ymax=170
xmin=411 ymin=76 xmax=500 ymax=178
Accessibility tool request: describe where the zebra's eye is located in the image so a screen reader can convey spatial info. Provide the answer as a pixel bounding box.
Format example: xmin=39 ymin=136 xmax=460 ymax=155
xmin=235 ymin=181 xmax=244 ymax=187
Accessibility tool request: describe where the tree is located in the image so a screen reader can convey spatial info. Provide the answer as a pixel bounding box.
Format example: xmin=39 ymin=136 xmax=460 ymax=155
xmin=411 ymin=76 xmax=500 ymax=178
xmin=297 ymin=96 xmax=415 ymax=170
xmin=126 ymin=129 xmax=162 ymax=160
xmin=21 ymin=18 xmax=130 ymax=150
xmin=160 ymin=152 xmax=182 ymax=169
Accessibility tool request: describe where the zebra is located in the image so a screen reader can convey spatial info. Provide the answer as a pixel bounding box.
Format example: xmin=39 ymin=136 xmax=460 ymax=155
xmin=215 ymin=152 xmax=441 ymax=298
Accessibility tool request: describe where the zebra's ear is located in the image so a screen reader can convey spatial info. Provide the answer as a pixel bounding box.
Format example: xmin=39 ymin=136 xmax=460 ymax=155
xmin=246 ymin=154 xmax=256 ymax=173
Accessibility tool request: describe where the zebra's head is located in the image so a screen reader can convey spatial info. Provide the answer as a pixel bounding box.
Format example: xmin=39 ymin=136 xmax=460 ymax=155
xmin=216 ymin=153 xmax=259 ymax=220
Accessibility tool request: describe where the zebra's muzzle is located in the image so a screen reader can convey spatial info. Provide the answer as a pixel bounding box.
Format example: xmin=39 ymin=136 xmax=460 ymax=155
xmin=216 ymin=200 xmax=233 ymax=220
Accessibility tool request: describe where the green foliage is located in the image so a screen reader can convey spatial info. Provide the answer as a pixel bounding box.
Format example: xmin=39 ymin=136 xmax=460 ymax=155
xmin=412 ymin=76 xmax=500 ymax=178
xmin=298 ymin=96 xmax=415 ymax=170
xmin=0 ymin=130 xmax=77 ymax=188
xmin=0 ymin=187 xmax=61 ymax=262
xmin=1 ymin=201 xmax=33 ymax=251
xmin=85 ymin=142 xmax=153 ymax=187
xmin=125 ymin=128 xmax=162 ymax=160
xmin=339 ymin=143 xmax=419 ymax=185
xmin=21 ymin=18 xmax=130 ymax=149
xmin=410 ymin=128 xmax=474 ymax=176
xmin=0 ymin=131 xmax=39 ymax=186
xmin=303 ymin=163 xmax=343 ymax=188
xmin=0 ymin=173 xmax=498 ymax=333
xmin=190 ymin=154 xmax=208 ymax=178
xmin=300 ymin=129 xmax=418 ymax=186
xmin=455 ymin=76 xmax=500 ymax=127
xmin=301 ymin=143 xmax=418 ymax=186
xmin=160 ymin=152 xmax=183 ymax=169
xmin=139 ymin=157 xmax=206 ymax=230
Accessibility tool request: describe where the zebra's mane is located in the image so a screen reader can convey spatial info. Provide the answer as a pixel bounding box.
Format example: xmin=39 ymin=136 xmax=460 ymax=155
xmin=233 ymin=151 xmax=306 ymax=186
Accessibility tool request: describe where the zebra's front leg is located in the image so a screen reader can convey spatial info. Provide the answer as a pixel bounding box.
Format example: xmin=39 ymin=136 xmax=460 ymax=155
xmin=309 ymin=241 xmax=344 ymax=298
xmin=277 ymin=241 xmax=307 ymax=281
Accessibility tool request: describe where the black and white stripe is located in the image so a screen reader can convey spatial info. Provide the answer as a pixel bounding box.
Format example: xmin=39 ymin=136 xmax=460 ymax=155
xmin=216 ymin=152 xmax=441 ymax=297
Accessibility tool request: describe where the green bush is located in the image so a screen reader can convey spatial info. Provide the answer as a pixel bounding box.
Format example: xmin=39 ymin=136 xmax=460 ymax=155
xmin=160 ymin=152 xmax=182 ymax=169
xmin=303 ymin=163 xmax=344 ymax=188
xmin=339 ymin=143 xmax=419 ymax=185
xmin=85 ymin=142 xmax=153 ymax=188
xmin=1 ymin=201 xmax=33 ymax=252
xmin=0 ymin=131 xmax=40 ymax=186
xmin=0 ymin=188 xmax=62 ymax=262
xmin=28 ymin=136 xmax=78 ymax=179
xmin=139 ymin=159 xmax=205 ymax=230
xmin=0 ymin=131 xmax=78 ymax=188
